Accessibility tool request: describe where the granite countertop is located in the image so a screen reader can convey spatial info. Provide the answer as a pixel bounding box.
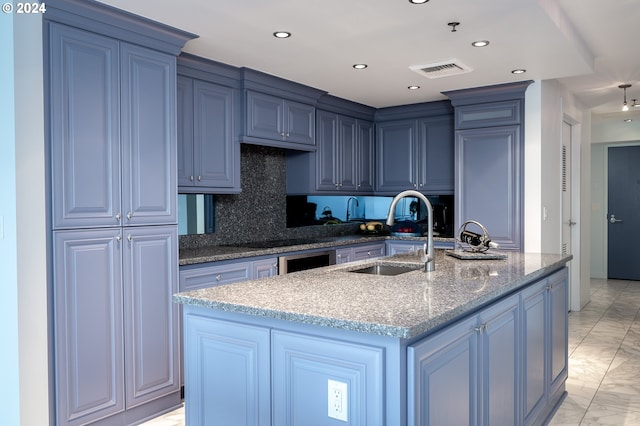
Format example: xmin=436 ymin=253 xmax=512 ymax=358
xmin=179 ymin=234 xmax=455 ymax=265
xmin=174 ymin=250 xmax=572 ymax=339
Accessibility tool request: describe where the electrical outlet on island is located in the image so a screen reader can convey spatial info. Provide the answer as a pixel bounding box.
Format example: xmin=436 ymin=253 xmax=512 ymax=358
xmin=327 ymin=379 xmax=348 ymax=422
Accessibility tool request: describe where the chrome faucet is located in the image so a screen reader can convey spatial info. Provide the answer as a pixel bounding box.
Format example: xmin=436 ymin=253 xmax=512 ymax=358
xmin=346 ymin=196 xmax=359 ymax=222
xmin=386 ymin=190 xmax=435 ymax=272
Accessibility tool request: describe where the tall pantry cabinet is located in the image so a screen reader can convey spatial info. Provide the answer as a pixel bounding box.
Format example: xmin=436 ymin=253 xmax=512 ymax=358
xmin=45 ymin=1 xmax=195 ymax=425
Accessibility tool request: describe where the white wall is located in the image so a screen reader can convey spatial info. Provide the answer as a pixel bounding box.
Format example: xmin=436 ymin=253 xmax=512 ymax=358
xmin=524 ymin=81 xmax=542 ymax=253
xmin=526 ymin=79 xmax=591 ymax=310
xmin=1 ymin=12 xmax=49 ymax=426
xmin=0 ymin=11 xmax=21 ymax=426
xmin=15 ymin=13 xmax=49 ymax=426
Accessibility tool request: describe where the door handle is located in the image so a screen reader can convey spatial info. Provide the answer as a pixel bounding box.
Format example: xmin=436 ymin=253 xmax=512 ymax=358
xmin=609 ymin=214 xmax=623 ymax=224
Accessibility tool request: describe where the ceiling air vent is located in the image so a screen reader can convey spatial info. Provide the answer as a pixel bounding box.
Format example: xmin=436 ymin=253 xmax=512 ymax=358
xmin=410 ymin=59 xmax=472 ymax=79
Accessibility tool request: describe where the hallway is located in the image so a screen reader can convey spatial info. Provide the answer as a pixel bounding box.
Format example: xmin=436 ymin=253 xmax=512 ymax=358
xmin=550 ymin=278 xmax=640 ymax=425
xmin=144 ymin=278 xmax=640 ymax=426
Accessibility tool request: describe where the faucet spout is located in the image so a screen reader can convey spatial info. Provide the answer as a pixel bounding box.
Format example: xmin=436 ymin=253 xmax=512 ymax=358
xmin=386 ymin=190 xmax=435 ymax=272
xmin=346 ymin=197 xmax=359 ymax=222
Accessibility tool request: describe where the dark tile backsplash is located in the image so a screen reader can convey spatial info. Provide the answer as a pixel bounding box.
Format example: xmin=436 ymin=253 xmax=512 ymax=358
xmin=179 ymin=144 xmax=359 ymax=249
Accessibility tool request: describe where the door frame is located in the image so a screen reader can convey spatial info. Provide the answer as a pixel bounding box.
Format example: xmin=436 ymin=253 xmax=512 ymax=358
xmin=600 ymin=142 xmax=640 ymax=279
xmin=562 ymin=116 xmax=582 ymax=311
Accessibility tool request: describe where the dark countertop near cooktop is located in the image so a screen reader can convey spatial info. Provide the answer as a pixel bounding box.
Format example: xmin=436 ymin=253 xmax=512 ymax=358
xmin=179 ymin=235 xmax=455 ymax=266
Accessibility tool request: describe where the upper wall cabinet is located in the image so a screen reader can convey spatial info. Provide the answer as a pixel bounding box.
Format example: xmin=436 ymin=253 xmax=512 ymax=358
xmin=177 ymin=54 xmax=242 ymax=194
xmin=240 ymin=68 xmax=325 ymax=151
xmin=444 ymin=81 xmax=533 ymax=251
xmin=285 ymin=94 xmax=376 ymax=195
xmin=177 ymin=77 xmax=240 ymax=193
xmin=50 ymin=23 xmax=180 ymax=229
xmin=289 ymin=110 xmax=374 ymax=194
xmin=375 ymin=114 xmax=454 ymax=195
xmin=245 ymin=91 xmax=315 ymax=147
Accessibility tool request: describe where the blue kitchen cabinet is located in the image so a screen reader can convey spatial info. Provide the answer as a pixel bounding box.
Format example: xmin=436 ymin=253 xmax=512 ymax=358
xmin=335 ymin=242 xmax=385 ymax=264
xmin=455 ymin=125 xmax=522 ymax=250
xmin=408 ymin=293 xmax=519 ymax=426
xmin=445 ymin=81 xmax=532 ymax=251
xmin=376 ymin=119 xmax=418 ymax=193
xmin=46 ymin=3 xmax=193 ymax=424
xmin=375 ymin=116 xmax=454 ymax=195
xmin=352 ymin=242 xmax=386 ymax=260
xmin=386 ymin=240 xmax=454 ymax=255
xmin=184 ymin=313 xmax=271 ymax=426
xmin=54 ymin=226 xmax=180 ymax=425
xmin=287 ymin=111 xmax=374 ymax=194
xmin=49 ymin=24 xmax=121 ymax=229
xmin=120 ymin=43 xmax=177 ymax=226
xmin=53 ymin=229 xmax=124 ymax=425
xmin=245 ymin=90 xmax=315 ymax=148
xmin=521 ymin=268 xmax=568 ymax=426
xmin=253 ymin=258 xmax=279 ymax=278
xmin=122 ymin=226 xmax=180 ymax=409
xmin=177 ymin=76 xmax=239 ymax=193
xmin=271 ymin=330 xmax=385 ymax=425
xmin=357 ymin=119 xmax=375 ymax=192
xmin=50 ymin=23 xmax=177 ymax=228
xmin=179 ymin=256 xmax=279 ymax=292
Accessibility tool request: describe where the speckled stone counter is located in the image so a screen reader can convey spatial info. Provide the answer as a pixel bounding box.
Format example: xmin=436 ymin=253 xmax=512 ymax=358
xmin=175 ymin=250 xmax=571 ymax=339
xmin=179 ymin=234 xmax=454 ymax=265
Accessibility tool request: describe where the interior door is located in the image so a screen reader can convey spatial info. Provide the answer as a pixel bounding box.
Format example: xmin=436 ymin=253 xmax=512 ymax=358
xmin=607 ymin=145 xmax=640 ymax=279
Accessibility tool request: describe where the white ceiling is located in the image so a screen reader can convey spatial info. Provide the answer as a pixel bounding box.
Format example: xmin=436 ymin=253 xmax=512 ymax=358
xmin=98 ymin=0 xmax=640 ymax=118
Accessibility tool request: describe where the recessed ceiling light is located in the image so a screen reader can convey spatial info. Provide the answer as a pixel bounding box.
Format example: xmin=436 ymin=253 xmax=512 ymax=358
xmin=409 ymin=0 xmax=430 ymax=4
xmin=471 ymin=40 xmax=490 ymax=47
xmin=511 ymin=69 xmax=527 ymax=74
xmin=273 ymin=31 xmax=291 ymax=38
xmin=408 ymin=85 xmax=421 ymax=90
xmin=353 ymin=64 xmax=368 ymax=70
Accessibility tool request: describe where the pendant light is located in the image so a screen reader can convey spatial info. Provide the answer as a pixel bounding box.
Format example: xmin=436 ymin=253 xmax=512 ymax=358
xmin=619 ymin=84 xmax=631 ymax=111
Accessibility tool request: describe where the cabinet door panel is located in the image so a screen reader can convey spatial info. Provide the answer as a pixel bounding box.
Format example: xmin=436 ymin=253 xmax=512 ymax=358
xmin=184 ymin=312 xmax=271 ymax=426
xmin=177 ymin=76 xmax=194 ymax=186
xmin=420 ymin=116 xmax=454 ymax=193
xmin=272 ymin=330 xmax=384 ymax=426
xmin=352 ymin=243 xmax=385 ymax=261
xmin=549 ymin=269 xmax=568 ymax=396
xmin=521 ymin=280 xmax=547 ymax=424
xmin=252 ymin=258 xmax=278 ymax=278
xmin=193 ymin=80 xmax=236 ymax=188
xmin=123 ymin=226 xmax=179 ymax=408
xmin=246 ymin=91 xmax=283 ymax=140
xmin=315 ymin=110 xmax=338 ymax=190
xmin=50 ymin=23 xmax=121 ymax=229
xmin=285 ymin=100 xmax=315 ymax=145
xmin=338 ymin=115 xmax=357 ymax=190
xmin=121 ymin=43 xmax=176 ymax=225
xmin=53 ymin=229 xmax=124 ymax=425
xmin=455 ymin=126 xmax=521 ymax=249
xmin=356 ymin=120 xmax=375 ymax=192
xmin=408 ymin=316 xmax=478 ymax=426
xmin=479 ymin=294 xmax=519 ymax=426
xmin=180 ymin=262 xmax=252 ymax=291
xmin=376 ymin=120 xmax=418 ymax=192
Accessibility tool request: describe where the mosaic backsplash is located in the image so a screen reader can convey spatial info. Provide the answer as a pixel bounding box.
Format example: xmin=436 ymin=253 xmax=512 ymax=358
xmin=179 ymin=144 xmax=359 ymax=249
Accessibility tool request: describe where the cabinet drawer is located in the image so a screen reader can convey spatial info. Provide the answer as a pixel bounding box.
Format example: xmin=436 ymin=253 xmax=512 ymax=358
xmin=455 ymin=100 xmax=521 ymax=129
xmin=352 ymin=243 xmax=385 ymax=261
xmin=180 ymin=262 xmax=251 ymax=291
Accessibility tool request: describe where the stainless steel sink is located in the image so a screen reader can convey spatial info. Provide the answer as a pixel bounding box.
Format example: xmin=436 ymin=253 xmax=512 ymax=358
xmin=350 ymin=264 xmax=421 ymax=276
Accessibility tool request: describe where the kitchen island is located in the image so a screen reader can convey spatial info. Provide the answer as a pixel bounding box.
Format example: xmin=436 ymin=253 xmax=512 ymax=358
xmin=175 ymin=250 xmax=571 ymax=425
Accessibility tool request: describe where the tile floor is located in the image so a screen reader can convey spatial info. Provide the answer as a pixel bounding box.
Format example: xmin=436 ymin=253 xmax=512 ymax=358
xmin=143 ymin=278 xmax=640 ymax=426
